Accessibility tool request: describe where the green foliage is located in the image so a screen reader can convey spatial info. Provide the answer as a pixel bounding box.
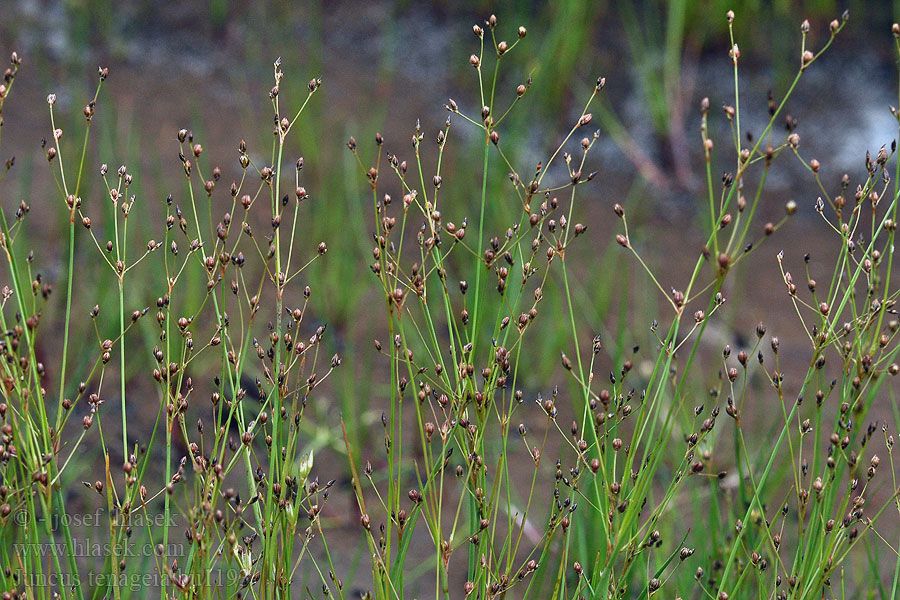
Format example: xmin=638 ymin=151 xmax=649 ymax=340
xmin=0 ymin=7 xmax=899 ymax=600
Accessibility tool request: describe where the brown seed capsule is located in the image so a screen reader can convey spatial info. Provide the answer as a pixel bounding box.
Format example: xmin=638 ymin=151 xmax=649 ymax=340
xmin=718 ymin=253 xmax=730 ymax=270
xmin=786 ymin=200 xmax=797 ymax=216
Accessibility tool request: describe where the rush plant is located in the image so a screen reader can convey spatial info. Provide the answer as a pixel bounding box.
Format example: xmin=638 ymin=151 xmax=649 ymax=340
xmin=0 ymin=7 xmax=899 ymax=600
xmin=0 ymin=54 xmax=342 ymax=600
xmin=345 ymin=9 xmax=900 ymax=600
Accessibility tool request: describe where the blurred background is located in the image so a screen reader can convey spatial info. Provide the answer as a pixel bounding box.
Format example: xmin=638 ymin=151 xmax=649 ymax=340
xmin=3 ymin=0 xmax=900 ymax=593
xmin=3 ymin=0 xmax=900 ymax=340
xmin=2 ymin=0 xmax=897 ymax=442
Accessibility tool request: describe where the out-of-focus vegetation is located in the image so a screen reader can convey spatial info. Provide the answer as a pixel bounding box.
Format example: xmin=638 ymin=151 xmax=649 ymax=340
xmin=5 ymin=0 xmax=897 ymax=383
